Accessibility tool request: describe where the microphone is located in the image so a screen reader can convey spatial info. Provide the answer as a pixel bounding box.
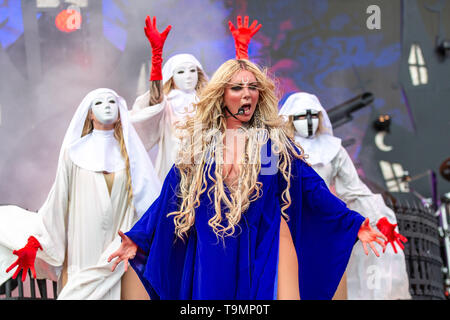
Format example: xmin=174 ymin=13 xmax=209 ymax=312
xmin=225 ymin=106 xmax=246 ymax=120
xmin=236 ymin=107 xmax=245 ymax=115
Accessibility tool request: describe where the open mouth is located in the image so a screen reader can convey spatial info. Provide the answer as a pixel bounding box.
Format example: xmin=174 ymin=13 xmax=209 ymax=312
xmin=240 ymin=103 xmax=251 ymax=115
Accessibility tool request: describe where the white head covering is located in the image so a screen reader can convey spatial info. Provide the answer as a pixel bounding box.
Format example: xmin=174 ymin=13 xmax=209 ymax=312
xmin=279 ymin=92 xmax=341 ymax=166
xmin=60 ymin=88 xmax=161 ymax=216
xmin=162 ymin=53 xmax=206 ymax=86
xmin=162 ymin=53 xmax=208 ymax=120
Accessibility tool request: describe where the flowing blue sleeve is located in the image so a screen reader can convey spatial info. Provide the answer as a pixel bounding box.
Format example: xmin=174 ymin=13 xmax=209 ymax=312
xmin=282 ymin=156 xmax=365 ymax=300
xmin=125 ymin=165 xmax=181 ymax=300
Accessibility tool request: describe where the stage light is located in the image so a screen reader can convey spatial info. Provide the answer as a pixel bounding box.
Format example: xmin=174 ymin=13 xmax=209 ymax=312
xmin=36 ymin=0 xmax=60 ymax=8
xmin=66 ymin=0 xmax=88 ymax=7
xmin=55 ymin=7 xmax=82 ymax=33
xmin=37 ymin=0 xmax=88 ymax=8
xmin=373 ymin=114 xmax=391 ymax=132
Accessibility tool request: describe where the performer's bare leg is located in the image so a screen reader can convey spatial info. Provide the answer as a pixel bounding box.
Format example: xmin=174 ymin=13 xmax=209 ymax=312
xmin=120 ymin=266 xmax=150 ymax=300
xmin=277 ymin=217 xmax=300 ymax=300
xmin=332 ymin=271 xmax=348 ymax=300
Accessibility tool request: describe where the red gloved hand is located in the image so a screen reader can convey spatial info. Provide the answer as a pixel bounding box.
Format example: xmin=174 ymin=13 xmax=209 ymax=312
xmin=376 ymin=217 xmax=408 ymax=254
xmin=144 ymin=15 xmax=172 ymax=81
xmin=228 ymin=15 xmax=262 ymax=60
xmin=6 ymin=236 xmax=42 ymax=282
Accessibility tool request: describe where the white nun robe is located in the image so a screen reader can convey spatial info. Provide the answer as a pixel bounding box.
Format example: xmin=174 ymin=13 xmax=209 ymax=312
xmin=129 ymin=53 xmax=206 ymax=181
xmin=0 ymin=88 xmax=161 ymax=299
xmin=279 ymin=92 xmax=411 ymax=300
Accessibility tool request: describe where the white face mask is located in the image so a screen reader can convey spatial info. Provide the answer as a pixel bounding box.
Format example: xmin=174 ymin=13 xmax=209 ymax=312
xmin=293 ymin=109 xmax=319 ymax=138
xmin=91 ymin=93 xmax=119 ymax=125
xmin=172 ymin=62 xmax=198 ymax=93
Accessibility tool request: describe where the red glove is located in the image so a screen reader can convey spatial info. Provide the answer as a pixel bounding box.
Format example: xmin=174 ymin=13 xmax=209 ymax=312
xmin=144 ymin=15 xmax=172 ymax=81
xmin=376 ymin=217 xmax=408 ymax=254
xmin=6 ymin=236 xmax=42 ymax=282
xmin=228 ymin=15 xmax=262 ymax=60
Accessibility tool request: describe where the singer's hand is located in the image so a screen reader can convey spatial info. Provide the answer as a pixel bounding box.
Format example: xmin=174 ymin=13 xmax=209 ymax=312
xmin=108 ymin=231 xmax=138 ymax=272
xmin=358 ymin=218 xmax=387 ymax=257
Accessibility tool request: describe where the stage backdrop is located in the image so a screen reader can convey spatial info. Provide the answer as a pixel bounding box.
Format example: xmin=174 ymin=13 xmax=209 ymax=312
xmin=0 ymin=0 xmax=448 ymax=211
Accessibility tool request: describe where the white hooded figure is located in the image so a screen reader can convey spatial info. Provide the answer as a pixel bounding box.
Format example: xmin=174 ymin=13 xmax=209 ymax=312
xmin=0 ymin=88 xmax=161 ymax=299
xmin=279 ymin=92 xmax=411 ymax=300
xmin=129 ymin=53 xmax=208 ymax=181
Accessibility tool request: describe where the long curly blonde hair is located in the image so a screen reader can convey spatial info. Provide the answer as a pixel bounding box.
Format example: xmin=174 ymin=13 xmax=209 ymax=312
xmin=169 ymin=59 xmax=304 ymax=241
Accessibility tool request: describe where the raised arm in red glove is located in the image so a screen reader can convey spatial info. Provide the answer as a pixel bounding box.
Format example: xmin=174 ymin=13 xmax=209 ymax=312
xmin=376 ymin=217 xmax=408 ymax=253
xmin=228 ymin=15 xmax=262 ymax=60
xmin=6 ymin=236 xmax=42 ymax=282
xmin=144 ymin=15 xmax=172 ymax=81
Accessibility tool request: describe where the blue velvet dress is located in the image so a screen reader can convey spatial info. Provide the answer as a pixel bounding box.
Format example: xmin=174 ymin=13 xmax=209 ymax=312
xmin=126 ymin=141 xmax=365 ymax=300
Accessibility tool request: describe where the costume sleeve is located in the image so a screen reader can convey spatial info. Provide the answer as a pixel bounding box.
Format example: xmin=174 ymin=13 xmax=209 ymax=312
xmin=125 ymin=164 xmax=182 ymax=299
xmin=282 ymin=154 xmax=365 ymax=300
xmin=333 ymin=146 xmax=397 ymax=225
xmin=56 ymin=235 xmax=125 ymax=299
xmin=128 ymin=90 xmax=167 ymax=152
xmin=0 ymin=150 xmax=71 ymax=284
xmin=34 ymin=149 xmax=72 ymax=267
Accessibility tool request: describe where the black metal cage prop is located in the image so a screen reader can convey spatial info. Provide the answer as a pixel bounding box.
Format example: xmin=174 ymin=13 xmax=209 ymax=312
xmin=0 ymin=270 xmax=57 ymax=300
xmin=387 ymin=193 xmax=446 ymax=300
